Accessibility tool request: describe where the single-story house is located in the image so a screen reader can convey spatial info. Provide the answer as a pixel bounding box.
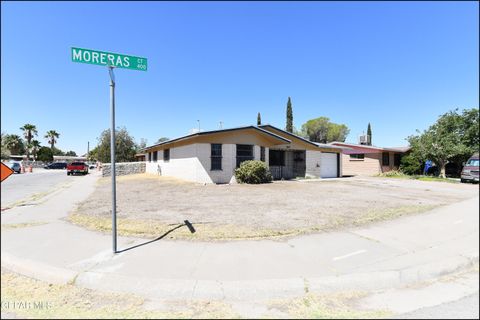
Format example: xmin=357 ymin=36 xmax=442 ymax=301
xmin=329 ymin=142 xmax=410 ymax=176
xmin=142 ymin=125 xmax=344 ymax=184
xmin=135 ymin=153 xmax=146 ymax=162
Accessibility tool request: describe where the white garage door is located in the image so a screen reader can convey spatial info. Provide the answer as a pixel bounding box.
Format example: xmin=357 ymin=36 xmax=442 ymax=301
xmin=320 ymin=152 xmax=338 ymax=178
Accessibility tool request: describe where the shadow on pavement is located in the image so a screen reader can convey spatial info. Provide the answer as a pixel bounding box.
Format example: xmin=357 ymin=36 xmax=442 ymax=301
xmin=117 ymin=220 xmax=196 ymax=253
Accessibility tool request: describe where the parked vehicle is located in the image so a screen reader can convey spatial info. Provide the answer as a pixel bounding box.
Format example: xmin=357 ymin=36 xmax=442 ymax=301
xmin=67 ymin=162 xmax=89 ymax=175
xmin=44 ymin=162 xmax=67 ymax=170
xmin=461 ymin=154 xmax=479 ymax=183
xmin=8 ymin=162 xmax=22 ymax=174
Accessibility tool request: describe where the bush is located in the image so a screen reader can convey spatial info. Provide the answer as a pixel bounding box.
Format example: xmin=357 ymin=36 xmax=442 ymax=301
xmin=36 ymin=147 xmax=53 ymax=162
xmin=234 ymin=160 xmax=272 ymax=184
xmin=378 ymin=170 xmax=408 ymax=178
xmin=400 ymin=152 xmax=424 ymax=175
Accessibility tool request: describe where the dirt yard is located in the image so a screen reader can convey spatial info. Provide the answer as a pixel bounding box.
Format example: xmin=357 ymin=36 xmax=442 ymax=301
xmin=69 ymin=174 xmax=479 ymax=240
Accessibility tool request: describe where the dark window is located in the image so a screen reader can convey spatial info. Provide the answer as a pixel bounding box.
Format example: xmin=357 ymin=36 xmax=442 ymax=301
xmin=350 ymin=154 xmax=365 ymax=159
xmin=153 ymin=151 xmax=158 ymax=162
xmin=164 ymin=149 xmax=170 ymax=162
xmin=269 ymin=150 xmax=285 ymax=166
xmin=260 ymin=147 xmax=265 ymax=162
xmin=382 ymin=152 xmax=390 ymax=166
xmin=211 ymin=144 xmax=222 ymax=170
xmin=394 ymin=153 xmax=401 ymax=167
xmin=236 ymin=144 xmax=253 ymax=167
xmin=148 ymin=152 xmax=152 ymax=162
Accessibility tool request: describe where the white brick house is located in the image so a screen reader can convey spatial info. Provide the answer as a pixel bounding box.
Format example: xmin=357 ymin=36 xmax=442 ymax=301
xmin=142 ymin=125 xmax=343 ymax=184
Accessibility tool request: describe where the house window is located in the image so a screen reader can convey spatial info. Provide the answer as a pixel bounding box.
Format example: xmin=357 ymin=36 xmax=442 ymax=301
xmin=269 ymin=150 xmax=285 ymax=166
xmin=394 ymin=154 xmax=401 ymax=167
xmin=350 ymin=154 xmax=365 ymax=160
xmin=152 ymin=151 xmax=158 ymax=162
xmin=148 ymin=152 xmax=152 ymax=162
xmin=211 ymin=144 xmax=222 ymax=170
xmin=164 ymin=149 xmax=170 ymax=162
xmin=260 ymin=147 xmax=265 ymax=162
xmin=236 ymin=144 xmax=253 ymax=167
xmin=382 ymin=152 xmax=390 ymax=166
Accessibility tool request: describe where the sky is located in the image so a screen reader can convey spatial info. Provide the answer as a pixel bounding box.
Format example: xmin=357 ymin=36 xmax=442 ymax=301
xmin=1 ymin=1 xmax=479 ymax=156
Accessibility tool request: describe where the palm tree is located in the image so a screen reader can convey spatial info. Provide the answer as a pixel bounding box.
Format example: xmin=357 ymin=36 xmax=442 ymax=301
xmin=4 ymin=134 xmax=25 ymax=155
xmin=20 ymin=124 xmax=38 ymax=160
xmin=45 ymin=130 xmax=60 ymax=150
xmin=30 ymin=140 xmax=41 ymax=161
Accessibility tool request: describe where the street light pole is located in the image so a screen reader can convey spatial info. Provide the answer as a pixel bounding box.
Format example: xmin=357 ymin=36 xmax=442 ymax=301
xmin=109 ymin=66 xmax=117 ymax=254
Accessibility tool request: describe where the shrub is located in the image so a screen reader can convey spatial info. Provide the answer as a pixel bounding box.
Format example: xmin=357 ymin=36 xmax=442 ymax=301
xmin=400 ymin=152 xmax=424 ymax=175
xmin=377 ymin=170 xmax=409 ymax=178
xmin=234 ymin=160 xmax=272 ymax=184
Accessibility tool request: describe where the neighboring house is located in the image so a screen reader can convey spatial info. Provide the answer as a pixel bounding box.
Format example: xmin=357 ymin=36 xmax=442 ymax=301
xmin=135 ymin=153 xmax=146 ymax=162
xmin=330 ymin=142 xmax=410 ymax=176
xmin=142 ymin=125 xmax=343 ymax=184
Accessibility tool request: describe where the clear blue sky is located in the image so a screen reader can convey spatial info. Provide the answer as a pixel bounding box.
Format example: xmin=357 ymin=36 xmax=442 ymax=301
xmin=2 ymin=1 xmax=478 ymax=155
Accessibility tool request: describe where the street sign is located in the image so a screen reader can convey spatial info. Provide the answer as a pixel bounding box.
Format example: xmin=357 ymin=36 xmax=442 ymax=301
xmin=1 ymin=162 xmax=14 ymax=182
xmin=71 ymin=47 xmax=147 ymax=71
xmin=72 ymin=46 xmax=147 ymax=253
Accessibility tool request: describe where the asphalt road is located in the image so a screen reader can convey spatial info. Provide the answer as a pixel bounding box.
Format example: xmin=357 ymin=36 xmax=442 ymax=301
xmin=398 ymin=292 xmax=479 ymax=319
xmin=1 ymin=169 xmax=72 ymax=208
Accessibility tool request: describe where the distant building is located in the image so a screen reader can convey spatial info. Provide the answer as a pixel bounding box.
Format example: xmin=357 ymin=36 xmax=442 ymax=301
xmin=8 ymin=155 xmax=86 ymax=163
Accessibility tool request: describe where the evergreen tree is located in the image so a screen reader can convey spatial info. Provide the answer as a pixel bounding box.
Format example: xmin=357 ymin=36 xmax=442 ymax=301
xmin=367 ymin=123 xmax=372 ymax=145
xmin=257 ymin=112 xmax=262 ymax=125
xmin=286 ymin=97 xmax=293 ymax=133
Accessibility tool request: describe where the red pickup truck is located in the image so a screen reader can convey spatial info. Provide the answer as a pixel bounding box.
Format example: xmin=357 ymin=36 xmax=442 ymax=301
xmin=67 ymin=162 xmax=89 ymax=176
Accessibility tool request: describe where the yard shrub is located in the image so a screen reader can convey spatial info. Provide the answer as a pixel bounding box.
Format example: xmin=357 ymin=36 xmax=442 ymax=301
xmin=235 ymin=160 xmax=272 ymax=184
xmin=378 ymin=170 xmax=409 ymax=178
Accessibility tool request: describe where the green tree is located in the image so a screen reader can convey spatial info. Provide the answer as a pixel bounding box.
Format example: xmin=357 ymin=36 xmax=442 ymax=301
xmin=65 ymin=150 xmax=77 ymax=156
xmin=37 ymin=146 xmax=54 ymax=162
xmin=29 ymin=140 xmax=41 ymax=160
xmin=88 ymin=146 xmax=98 ymax=162
xmin=300 ymin=117 xmax=350 ymax=143
xmin=1 ymin=132 xmax=11 ymax=159
xmin=156 ymin=137 xmax=169 ymax=144
xmin=400 ymin=135 xmax=423 ymax=175
xmin=286 ymin=97 xmax=293 ymax=133
xmin=137 ymin=138 xmax=148 ymax=151
xmin=367 ymin=123 xmax=372 ymax=145
xmin=405 ymin=108 xmax=477 ymax=178
xmin=257 ymin=112 xmax=262 ymax=126
xmin=20 ymin=124 xmax=38 ymax=160
xmin=45 ymin=130 xmax=60 ymax=150
xmin=52 ymin=147 xmax=65 ymax=156
xmin=3 ymin=134 xmax=25 ymax=156
xmin=96 ymin=127 xmax=137 ymax=163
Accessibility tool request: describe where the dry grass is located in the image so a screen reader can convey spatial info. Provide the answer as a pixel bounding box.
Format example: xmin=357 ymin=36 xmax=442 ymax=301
xmin=69 ymin=174 xmax=475 ymax=241
xmin=68 ymin=204 xmax=437 ymax=241
xmin=0 ymin=268 xmax=239 ymax=319
xmin=269 ymin=291 xmax=391 ymax=319
xmin=1 ymin=222 xmax=48 ymax=230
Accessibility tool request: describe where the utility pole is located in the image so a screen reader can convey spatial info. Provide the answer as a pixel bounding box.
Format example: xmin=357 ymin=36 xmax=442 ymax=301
xmin=219 ymin=121 xmax=223 ymax=129
xmin=197 ymin=120 xmax=201 ymax=132
xmin=87 ymin=141 xmax=90 ymax=160
xmin=109 ymin=66 xmax=117 ymax=254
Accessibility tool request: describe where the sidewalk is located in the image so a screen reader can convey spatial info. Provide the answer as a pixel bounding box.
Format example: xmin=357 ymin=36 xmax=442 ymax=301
xmin=1 ymin=172 xmax=478 ymax=301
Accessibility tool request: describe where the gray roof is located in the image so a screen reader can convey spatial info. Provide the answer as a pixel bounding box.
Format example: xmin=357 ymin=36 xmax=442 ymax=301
xmin=142 ymin=125 xmax=291 ymax=152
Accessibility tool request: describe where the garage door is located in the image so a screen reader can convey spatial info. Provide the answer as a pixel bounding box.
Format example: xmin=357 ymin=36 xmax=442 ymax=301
xmin=320 ymin=152 xmax=338 ymax=178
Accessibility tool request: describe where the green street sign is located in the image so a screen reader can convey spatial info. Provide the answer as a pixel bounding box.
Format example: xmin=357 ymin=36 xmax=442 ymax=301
xmin=71 ymin=47 xmax=147 ymax=71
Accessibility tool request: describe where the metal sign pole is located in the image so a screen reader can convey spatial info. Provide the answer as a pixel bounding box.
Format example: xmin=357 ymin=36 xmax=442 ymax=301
xmin=109 ymin=66 xmax=117 ymax=254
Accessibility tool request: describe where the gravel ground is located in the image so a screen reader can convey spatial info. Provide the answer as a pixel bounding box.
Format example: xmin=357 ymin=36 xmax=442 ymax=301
xmin=73 ymin=175 xmax=478 ymax=234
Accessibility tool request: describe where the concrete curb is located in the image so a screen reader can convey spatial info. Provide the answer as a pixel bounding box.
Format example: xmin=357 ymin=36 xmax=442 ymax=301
xmin=2 ymin=249 xmax=477 ymax=300
xmin=1 ymin=252 xmax=78 ymax=285
xmin=72 ymin=254 xmax=479 ymax=301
